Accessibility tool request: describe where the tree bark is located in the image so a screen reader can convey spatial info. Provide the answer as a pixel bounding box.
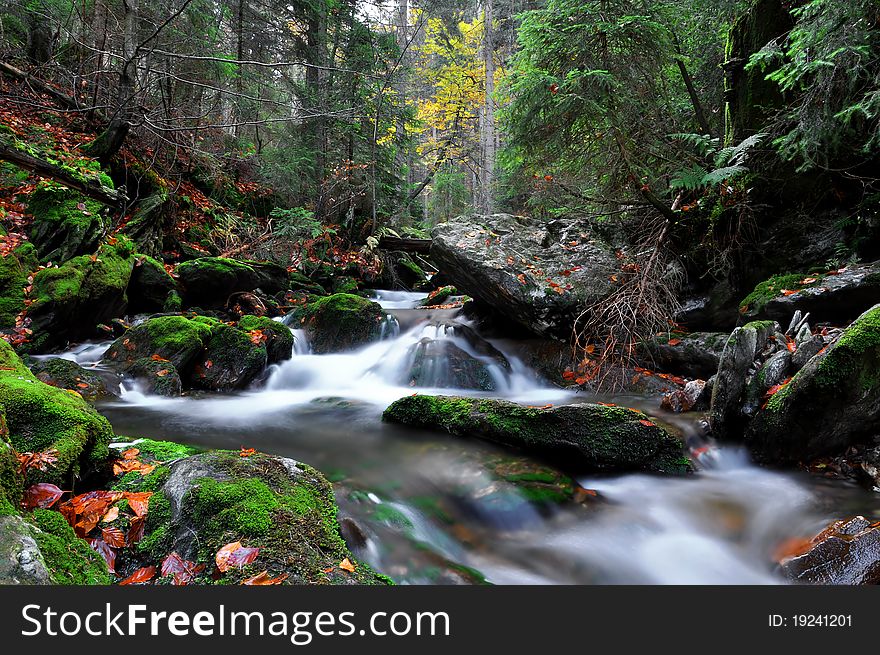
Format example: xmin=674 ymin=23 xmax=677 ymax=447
xmin=481 ymin=0 xmax=496 ymax=213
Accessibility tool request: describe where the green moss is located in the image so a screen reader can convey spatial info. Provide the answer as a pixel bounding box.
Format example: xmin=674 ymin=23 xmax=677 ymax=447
xmin=25 ymin=181 xmax=106 ymax=263
xmin=812 ymin=306 xmax=880 ymax=391
xmin=0 ymin=243 xmax=36 ymax=328
xmin=740 ymin=273 xmax=823 ymax=313
xmin=163 ymin=290 xmax=182 ymax=312
xmin=421 ymin=285 xmax=458 ymax=306
xmin=0 ymin=341 xmax=112 ymax=484
xmin=384 ymin=395 xmax=689 ymax=474
xmin=236 ymin=314 xmax=295 ymax=363
xmin=126 ymin=439 xmax=199 ymax=463
xmin=105 ymin=315 xmax=213 ymax=371
xmin=296 ymin=293 xmax=387 ymax=353
xmin=28 ymin=509 xmax=111 ymax=584
xmin=288 ymin=272 xmax=326 ymax=295
xmin=743 ymin=320 xmax=775 ymax=332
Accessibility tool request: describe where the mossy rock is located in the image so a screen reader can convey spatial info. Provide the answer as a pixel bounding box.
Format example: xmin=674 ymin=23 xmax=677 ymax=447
xmin=25 ymin=182 xmax=106 ymax=264
xmin=103 ymin=315 xmax=271 ymax=392
xmin=383 ymin=395 xmax=690 ymax=474
xmin=746 ymin=304 xmax=880 ymax=463
xmin=123 ymin=452 xmax=389 ymax=585
xmin=0 ymin=515 xmax=52 ymax=584
xmin=0 ymin=242 xmax=37 ymax=329
xmin=103 ymin=315 xmax=213 ymax=372
xmin=126 ymin=358 xmax=182 ymax=396
xmin=29 ymin=357 xmax=111 ymax=401
xmin=331 ymin=275 xmax=361 ymax=295
xmin=24 ymin=238 xmax=136 ymax=352
xmin=0 ymin=405 xmax=24 ymax=511
xmin=190 ymin=322 xmax=267 ymax=391
xmin=292 ymin=293 xmax=388 ymax=354
xmin=0 ymin=340 xmax=112 ymax=485
xmin=421 ymin=285 xmax=458 ymax=306
xmin=120 ymin=191 xmax=173 ymax=258
xmin=288 ymin=272 xmax=326 ymax=296
xmin=177 ymin=257 xmax=285 ymax=308
xmin=237 ymin=315 xmax=294 ymax=364
xmin=127 ymin=255 xmax=177 ymax=314
xmin=26 ymin=509 xmax=111 ymax=584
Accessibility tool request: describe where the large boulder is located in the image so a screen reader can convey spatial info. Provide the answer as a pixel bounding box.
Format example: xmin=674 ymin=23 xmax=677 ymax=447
xmin=23 ymin=238 xmax=137 ymax=352
xmin=430 ymin=214 xmax=618 ymax=338
xmin=779 ymin=517 xmax=880 ymax=585
xmin=291 ymin=293 xmax=389 ymax=354
xmin=117 ymin=451 xmax=388 ymax=585
xmin=0 ymin=515 xmax=51 ymax=585
xmin=739 ymin=263 xmax=880 ymax=325
xmin=0 ymin=340 xmax=112 ymax=485
xmin=176 ymin=257 xmax=286 ymax=308
xmin=103 ymin=315 xmax=278 ymax=392
xmin=639 ymin=332 xmax=728 ymax=379
xmin=383 ymin=395 xmax=689 ymax=473
xmin=745 ymin=305 xmax=880 ymax=463
xmin=127 ymin=255 xmax=177 ymax=314
xmin=25 ymin=182 xmax=106 ymax=264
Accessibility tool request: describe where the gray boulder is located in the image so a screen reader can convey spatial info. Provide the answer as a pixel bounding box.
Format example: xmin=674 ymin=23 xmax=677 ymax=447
xmin=431 ymin=214 xmax=618 ymax=338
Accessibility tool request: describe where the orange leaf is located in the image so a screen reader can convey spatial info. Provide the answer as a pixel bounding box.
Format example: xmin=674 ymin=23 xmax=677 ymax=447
xmin=124 ymin=491 xmax=153 ymax=517
xmin=101 ymin=526 xmax=127 ymax=548
xmin=638 ymin=419 xmax=655 ymax=427
xmin=122 ymin=448 xmax=140 ymax=460
xmin=667 ymin=338 xmax=682 ymax=346
xmin=102 ymin=506 xmax=120 ymax=523
xmin=801 ymin=277 xmax=817 ymax=285
xmin=239 ymin=447 xmax=256 ymax=458
xmin=119 ymin=566 xmax=156 ymax=586
xmin=339 ymin=557 xmax=356 ymax=573
xmin=242 ymin=571 xmax=288 ymax=585
xmin=780 ymin=289 xmax=798 ymax=296
xmin=216 ymin=541 xmax=260 ymax=572
xmin=562 ymin=370 xmax=575 ymax=380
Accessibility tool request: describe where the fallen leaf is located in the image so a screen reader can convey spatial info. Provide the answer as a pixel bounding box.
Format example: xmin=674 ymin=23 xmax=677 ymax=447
xmin=119 ymin=566 xmax=156 ymax=585
xmin=22 ymin=483 xmax=65 ymax=510
xmin=216 ymin=541 xmax=261 ymax=572
xmin=339 ymin=557 xmax=356 ymax=573
xmin=102 ymin=506 xmax=119 ymax=523
xmin=87 ymin=538 xmax=117 ymax=574
xmin=239 ymin=447 xmax=256 ymax=458
xmin=124 ymin=491 xmax=153 ymax=517
xmin=667 ymin=338 xmax=682 ymax=346
xmin=101 ymin=526 xmax=127 ymax=548
xmin=638 ymin=419 xmax=656 ymax=427
xmin=242 ymin=571 xmax=288 ymax=585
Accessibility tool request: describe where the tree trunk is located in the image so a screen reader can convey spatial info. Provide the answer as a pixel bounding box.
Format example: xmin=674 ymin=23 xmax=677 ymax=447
xmin=26 ymin=9 xmax=54 ymax=65
xmin=481 ymin=0 xmax=496 ymax=213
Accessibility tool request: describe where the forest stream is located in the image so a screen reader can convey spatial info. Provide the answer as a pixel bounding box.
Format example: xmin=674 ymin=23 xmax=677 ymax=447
xmin=37 ymin=290 xmax=878 ymax=585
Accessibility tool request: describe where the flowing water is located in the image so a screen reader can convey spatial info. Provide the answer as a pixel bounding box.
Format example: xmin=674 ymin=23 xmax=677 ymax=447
xmin=53 ymin=290 xmax=880 ymax=584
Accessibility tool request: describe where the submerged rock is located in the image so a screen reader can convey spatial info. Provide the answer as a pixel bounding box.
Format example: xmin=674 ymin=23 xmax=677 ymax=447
xmin=780 ymin=517 xmax=880 ymax=585
xmin=125 ymin=358 xmax=183 ymax=396
xmin=0 ymin=340 xmax=112 ymax=485
xmin=401 ymin=339 xmax=500 ymax=391
xmin=745 ymin=305 xmax=880 ymax=463
xmin=119 ymin=451 xmax=388 ymax=585
xmin=383 ymin=395 xmax=689 ymax=474
xmin=291 ymin=293 xmax=388 ymax=354
xmin=431 ymin=214 xmax=618 ymax=338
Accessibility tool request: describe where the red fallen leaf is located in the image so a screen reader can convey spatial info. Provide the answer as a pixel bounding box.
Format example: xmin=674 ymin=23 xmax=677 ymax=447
xmin=122 ymin=448 xmax=140 ymax=460
xmin=785 ymin=337 xmax=796 ymax=353
xmin=639 ymin=419 xmax=656 ymax=427
xmin=119 ymin=565 xmax=157 ymax=586
xmin=124 ymin=491 xmax=153 ymax=517
xmin=22 ymin=483 xmax=65 ymax=509
xmin=598 ymin=402 xmax=617 ymax=407
xmin=16 ymin=449 xmax=59 ymax=475
xmin=127 ymin=516 xmax=146 ymax=546
xmin=87 ymin=538 xmax=117 ymax=574
xmin=150 ymin=354 xmax=169 ymax=362
xmin=156 ymin=369 xmax=170 ymax=377
xmin=549 ymin=83 xmax=559 ymax=94
xmin=242 ymin=571 xmax=288 ymax=585
xmin=801 ymin=277 xmax=817 ymax=285
xmin=216 ymin=541 xmax=261 ymax=572
xmin=239 ymin=447 xmax=256 ymax=458
xmin=161 ymin=552 xmax=204 ymax=584
xmin=667 ymin=338 xmax=682 ymax=346
xmin=76 ymin=382 xmax=90 ymax=389
xmin=584 ymin=344 xmax=596 ymax=355
xmin=101 ymin=526 xmax=127 ymax=548
xmin=780 ymin=289 xmax=798 ymax=296
xmin=562 ymin=370 xmax=576 ymax=380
